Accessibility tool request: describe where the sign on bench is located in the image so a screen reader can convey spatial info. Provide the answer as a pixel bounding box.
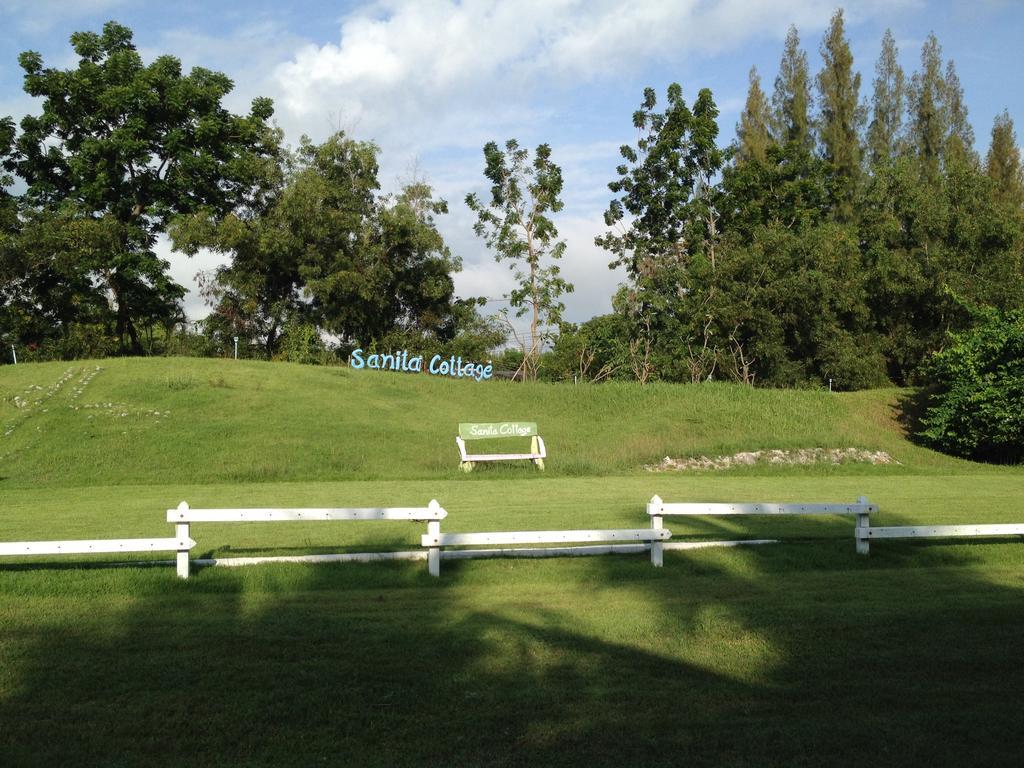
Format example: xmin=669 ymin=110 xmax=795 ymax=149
xmin=456 ymin=422 xmax=546 ymax=472
xmin=646 ymin=494 xmax=876 ymax=564
xmin=167 ymin=500 xmax=446 ymax=579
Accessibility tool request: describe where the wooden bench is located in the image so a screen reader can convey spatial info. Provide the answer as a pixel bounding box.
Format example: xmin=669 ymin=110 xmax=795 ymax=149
xmin=420 ymin=526 xmax=672 ymax=577
xmin=855 ymin=523 xmax=1024 ymax=554
xmin=167 ymin=500 xmax=447 ymax=578
xmin=456 ymin=421 xmax=546 ymax=472
xmin=646 ymin=494 xmax=876 ymax=564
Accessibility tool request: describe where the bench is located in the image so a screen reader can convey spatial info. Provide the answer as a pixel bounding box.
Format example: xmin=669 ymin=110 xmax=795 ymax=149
xmin=855 ymin=523 xmax=1024 ymax=554
xmin=456 ymin=421 xmax=546 ymax=472
xmin=167 ymin=500 xmax=447 ymax=578
xmin=420 ymin=526 xmax=672 ymax=577
xmin=646 ymin=494 xmax=876 ymax=564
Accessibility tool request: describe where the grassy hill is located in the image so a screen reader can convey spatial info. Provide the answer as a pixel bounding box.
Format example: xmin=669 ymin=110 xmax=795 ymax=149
xmin=2 ymin=358 xmax=1024 ymax=766
xmin=0 ymin=356 xmax=993 ymax=490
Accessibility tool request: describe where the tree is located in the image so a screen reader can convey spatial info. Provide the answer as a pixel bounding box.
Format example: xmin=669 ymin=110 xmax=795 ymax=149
xmin=10 ymin=20 xmax=278 ymax=353
xmin=174 ymin=132 xmax=468 ymax=355
xmin=597 ymin=84 xmax=725 ymax=382
xmin=986 ymin=111 xmax=1024 ymax=209
xmin=466 ymin=140 xmax=574 ymax=380
xmin=815 ymin=8 xmax=864 ymax=217
xmin=772 ymin=26 xmax=813 ymax=151
xmin=943 ymin=60 xmax=976 ymax=166
xmin=908 ymin=33 xmax=948 ymax=178
xmin=736 ymin=67 xmax=773 ymax=164
xmin=919 ymin=307 xmax=1024 ymax=463
xmin=867 ymin=29 xmax=905 ymax=166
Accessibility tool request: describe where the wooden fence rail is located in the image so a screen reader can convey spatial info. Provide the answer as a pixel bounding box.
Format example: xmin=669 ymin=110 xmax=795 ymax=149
xmin=166 ymin=500 xmax=446 ymax=579
xmin=647 ymin=495 xmax=876 ymax=564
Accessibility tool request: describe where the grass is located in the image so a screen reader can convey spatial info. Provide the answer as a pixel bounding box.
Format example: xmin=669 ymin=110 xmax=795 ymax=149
xmin=0 ymin=357 xmax=995 ymax=490
xmin=1 ymin=357 xmax=1023 ymax=766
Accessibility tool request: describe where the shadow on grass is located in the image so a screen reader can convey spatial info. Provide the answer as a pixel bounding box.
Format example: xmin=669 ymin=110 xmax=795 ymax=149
xmin=2 ymin=536 xmax=1024 ymax=767
xmin=894 ymin=388 xmax=932 ymax=447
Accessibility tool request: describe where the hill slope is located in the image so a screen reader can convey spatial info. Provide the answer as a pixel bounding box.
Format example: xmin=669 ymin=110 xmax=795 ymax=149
xmin=0 ymin=357 xmax=996 ymax=491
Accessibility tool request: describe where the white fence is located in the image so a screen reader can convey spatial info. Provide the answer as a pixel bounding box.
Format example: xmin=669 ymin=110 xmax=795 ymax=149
xmin=647 ymin=494 xmax=876 ymax=563
xmin=421 ymin=526 xmax=672 ymax=577
xmin=856 ymin=523 xmax=1024 ymax=554
xmin=0 ymin=536 xmax=195 ymax=558
xmin=4 ymin=494 xmax=1022 ymax=577
xmin=167 ymin=500 xmax=446 ymax=579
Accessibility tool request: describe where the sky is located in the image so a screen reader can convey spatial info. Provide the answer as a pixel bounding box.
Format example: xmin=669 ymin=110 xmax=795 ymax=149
xmin=1 ymin=0 xmax=1022 ymax=329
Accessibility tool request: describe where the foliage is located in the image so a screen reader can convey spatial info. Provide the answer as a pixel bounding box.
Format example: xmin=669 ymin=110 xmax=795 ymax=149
xmin=7 ymin=21 xmax=277 ymax=353
xmin=173 ymin=133 xmax=470 ymax=356
xmin=466 ymin=140 xmax=574 ymax=380
xmin=772 ymin=25 xmax=813 ymax=151
xmin=986 ymin=111 xmax=1024 ymax=209
xmin=919 ymin=307 xmax=1024 ymax=463
xmin=736 ymin=67 xmax=772 ymax=164
xmin=867 ymin=29 xmax=905 ymax=167
xmin=542 ymin=314 xmax=631 ymax=383
xmin=596 ymin=84 xmax=725 ymax=384
xmin=815 ymin=9 xmax=863 ymax=218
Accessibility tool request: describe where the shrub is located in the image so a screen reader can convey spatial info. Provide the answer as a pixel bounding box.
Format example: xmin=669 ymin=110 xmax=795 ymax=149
xmin=918 ymin=308 xmax=1024 ymax=463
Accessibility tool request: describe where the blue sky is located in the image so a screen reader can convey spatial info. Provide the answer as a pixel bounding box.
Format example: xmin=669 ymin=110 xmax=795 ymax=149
xmin=2 ymin=0 xmax=1022 ymax=327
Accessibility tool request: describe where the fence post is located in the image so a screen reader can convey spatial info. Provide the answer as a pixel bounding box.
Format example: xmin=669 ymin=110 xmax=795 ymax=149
xmin=175 ymin=501 xmax=191 ymax=578
xmin=649 ymin=495 xmax=664 ymax=567
xmin=427 ymin=499 xmax=441 ymax=577
xmin=855 ymin=495 xmax=870 ymax=556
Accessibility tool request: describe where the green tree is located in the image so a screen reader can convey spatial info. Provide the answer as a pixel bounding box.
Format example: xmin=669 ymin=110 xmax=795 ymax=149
xmin=943 ymin=60 xmax=976 ymax=166
xmin=736 ymin=67 xmax=773 ymax=164
xmin=908 ymin=33 xmax=948 ymax=178
xmin=815 ymin=9 xmax=864 ymax=218
xmin=174 ymin=133 xmax=467 ymax=355
xmin=597 ymin=84 xmax=725 ymax=382
xmin=867 ymin=29 xmax=905 ymax=166
xmin=772 ymin=26 xmax=813 ymax=151
xmin=10 ymin=21 xmax=277 ymax=353
xmin=919 ymin=307 xmax=1024 ymax=462
xmin=986 ymin=111 xmax=1024 ymax=209
xmin=466 ymin=140 xmax=574 ymax=380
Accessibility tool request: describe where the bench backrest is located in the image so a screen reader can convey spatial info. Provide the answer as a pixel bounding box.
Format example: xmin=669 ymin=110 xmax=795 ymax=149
xmin=458 ymin=422 xmax=537 ymax=440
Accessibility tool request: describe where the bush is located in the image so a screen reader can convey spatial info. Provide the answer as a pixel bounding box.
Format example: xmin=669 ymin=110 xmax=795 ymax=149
xmin=918 ymin=308 xmax=1024 ymax=463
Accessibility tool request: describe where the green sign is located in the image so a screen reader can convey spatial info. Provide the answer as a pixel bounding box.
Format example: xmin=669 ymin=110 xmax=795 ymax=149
xmin=459 ymin=422 xmax=537 ymax=440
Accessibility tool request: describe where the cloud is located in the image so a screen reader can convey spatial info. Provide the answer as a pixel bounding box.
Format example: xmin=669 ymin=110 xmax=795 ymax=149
xmin=272 ymin=0 xmax=921 ymax=152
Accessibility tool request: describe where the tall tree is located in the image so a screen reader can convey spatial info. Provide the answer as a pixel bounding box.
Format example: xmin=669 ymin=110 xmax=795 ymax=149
xmin=986 ymin=111 xmax=1024 ymax=209
xmin=598 ymin=84 xmax=724 ymax=382
xmin=772 ymin=26 xmax=813 ymax=151
xmin=815 ymin=8 xmax=864 ymax=217
xmin=736 ymin=66 xmax=773 ymax=164
xmin=466 ymin=140 xmax=574 ymax=380
xmin=11 ymin=21 xmax=278 ymax=352
xmin=867 ymin=29 xmax=905 ymax=166
xmin=173 ymin=133 xmax=467 ymax=355
xmin=943 ymin=60 xmax=976 ymax=166
xmin=908 ymin=33 xmax=948 ymax=178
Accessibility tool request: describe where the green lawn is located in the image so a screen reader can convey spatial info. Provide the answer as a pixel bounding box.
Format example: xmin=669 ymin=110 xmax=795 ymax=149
xmin=1 ymin=358 xmax=1023 ymax=766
